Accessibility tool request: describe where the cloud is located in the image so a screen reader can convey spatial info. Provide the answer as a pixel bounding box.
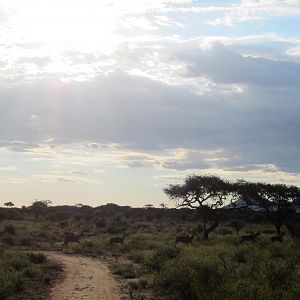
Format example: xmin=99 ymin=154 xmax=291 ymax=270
xmin=0 ymin=176 xmax=27 ymax=184
xmin=16 ymin=56 xmax=52 ymax=67
xmin=0 ymin=166 xmax=17 ymax=171
xmin=168 ymin=0 xmax=300 ymax=26
xmin=153 ymin=174 xmax=186 ymax=181
xmin=0 ymin=53 xmax=299 ymax=174
xmin=31 ymin=170 xmax=95 ymax=183
xmin=177 ymin=42 xmax=300 ymax=86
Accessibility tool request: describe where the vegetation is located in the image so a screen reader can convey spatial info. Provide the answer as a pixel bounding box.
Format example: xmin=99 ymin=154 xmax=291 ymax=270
xmin=164 ymin=175 xmax=232 ymax=240
xmin=0 ymin=175 xmax=300 ymax=299
xmin=4 ymin=202 xmax=14 ymax=209
xmin=235 ymin=180 xmax=300 ymax=234
xmin=0 ymin=250 xmax=62 ymax=300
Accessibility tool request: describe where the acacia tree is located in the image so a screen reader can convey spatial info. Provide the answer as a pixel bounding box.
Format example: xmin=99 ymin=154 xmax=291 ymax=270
xmin=164 ymin=175 xmax=232 ymax=241
xmin=4 ymin=202 xmax=14 ymax=208
xmin=235 ymin=181 xmax=300 ymax=234
xmin=145 ymin=204 xmax=154 ymax=210
xmin=29 ymin=200 xmax=52 ymax=219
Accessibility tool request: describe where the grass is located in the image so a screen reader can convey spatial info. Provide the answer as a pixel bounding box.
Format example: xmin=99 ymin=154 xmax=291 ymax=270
xmin=0 ymin=246 xmax=63 ymax=300
xmin=1 ymin=206 xmax=300 ymax=299
xmin=152 ymin=239 xmax=300 ymax=299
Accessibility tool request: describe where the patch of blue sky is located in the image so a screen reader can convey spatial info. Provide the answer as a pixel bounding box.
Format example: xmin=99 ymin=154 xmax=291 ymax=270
xmin=257 ymin=16 xmax=300 ymax=38
xmin=154 ymin=12 xmax=236 ymax=37
xmin=190 ymin=0 xmax=239 ymax=7
xmin=154 ymin=14 xmax=257 ymax=38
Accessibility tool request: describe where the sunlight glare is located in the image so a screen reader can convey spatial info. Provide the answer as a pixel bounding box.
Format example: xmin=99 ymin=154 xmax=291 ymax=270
xmin=8 ymin=0 xmax=121 ymax=52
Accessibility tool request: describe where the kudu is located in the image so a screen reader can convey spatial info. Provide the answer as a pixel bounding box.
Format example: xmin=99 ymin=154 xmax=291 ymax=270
xmin=62 ymin=231 xmax=84 ymax=247
xmin=175 ymin=232 xmax=195 ymax=245
xmin=270 ymin=232 xmax=285 ymax=242
xmin=109 ymin=234 xmax=126 ymax=245
xmin=239 ymin=231 xmax=260 ymax=243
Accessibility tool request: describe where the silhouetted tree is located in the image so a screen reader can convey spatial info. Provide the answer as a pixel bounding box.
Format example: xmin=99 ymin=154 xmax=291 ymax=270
xmin=164 ymin=175 xmax=232 ymax=240
xmin=145 ymin=204 xmax=153 ymax=210
xmin=160 ymin=203 xmax=168 ymax=209
xmin=235 ymin=181 xmax=300 ymax=234
xmin=4 ymin=202 xmax=14 ymax=208
xmin=29 ymin=200 xmax=52 ymax=219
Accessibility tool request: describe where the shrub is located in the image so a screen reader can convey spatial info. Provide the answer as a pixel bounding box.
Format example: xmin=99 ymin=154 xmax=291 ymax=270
xmin=1 ymin=234 xmax=15 ymax=245
xmin=265 ymin=259 xmax=296 ymax=291
xmin=27 ymin=252 xmax=46 ymax=264
xmin=218 ymin=228 xmax=234 ymax=236
xmin=0 ymin=269 xmax=24 ymax=298
xmin=11 ymin=259 xmax=29 ymax=271
xmin=147 ymin=246 xmax=180 ymax=271
xmin=154 ymin=255 xmax=225 ymax=300
xmin=42 ymin=273 xmax=51 ymax=285
xmin=19 ymin=236 xmax=33 ymax=247
xmin=113 ymin=263 xmax=136 ymax=279
xmin=96 ymin=218 xmax=106 ymax=229
xmin=233 ymin=247 xmax=249 ymax=264
xmin=24 ymin=266 xmax=39 ymax=278
xmin=128 ymin=279 xmax=148 ymax=290
xmin=73 ymin=238 xmax=105 ymax=256
xmin=2 ymin=224 xmax=16 ymax=235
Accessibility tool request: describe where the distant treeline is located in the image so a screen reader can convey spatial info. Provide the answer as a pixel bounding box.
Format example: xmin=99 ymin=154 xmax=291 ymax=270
xmin=0 ymin=201 xmax=297 ymax=224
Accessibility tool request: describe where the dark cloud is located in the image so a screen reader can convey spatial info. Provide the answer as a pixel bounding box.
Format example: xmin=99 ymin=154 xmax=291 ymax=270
xmin=0 ymin=70 xmax=299 ymax=172
xmin=177 ymin=42 xmax=300 ymax=86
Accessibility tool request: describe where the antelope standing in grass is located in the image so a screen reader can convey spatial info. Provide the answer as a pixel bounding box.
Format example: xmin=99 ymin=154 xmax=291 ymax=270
xmin=109 ymin=234 xmax=126 ymax=245
xmin=270 ymin=232 xmax=285 ymax=242
xmin=62 ymin=231 xmax=84 ymax=247
xmin=239 ymin=232 xmax=260 ymax=243
xmin=175 ymin=232 xmax=195 ymax=245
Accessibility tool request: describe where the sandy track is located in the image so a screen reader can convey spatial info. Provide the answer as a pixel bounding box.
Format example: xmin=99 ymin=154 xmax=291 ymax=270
xmin=47 ymin=252 xmax=121 ymax=300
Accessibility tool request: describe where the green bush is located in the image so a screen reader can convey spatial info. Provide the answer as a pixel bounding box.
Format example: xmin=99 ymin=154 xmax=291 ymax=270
xmin=27 ymin=252 xmax=46 ymax=264
xmin=153 ymin=241 xmax=300 ymax=300
xmin=2 ymin=224 xmax=16 ymax=235
xmin=113 ymin=263 xmax=136 ymax=279
xmin=147 ymin=246 xmax=180 ymax=271
xmin=0 ymin=271 xmax=24 ymax=299
xmin=72 ymin=237 xmax=105 ymax=256
xmin=154 ymin=254 xmax=226 ymax=300
xmin=1 ymin=234 xmax=15 ymax=245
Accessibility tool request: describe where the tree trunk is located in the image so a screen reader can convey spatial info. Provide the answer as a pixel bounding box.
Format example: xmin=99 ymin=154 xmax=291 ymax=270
xmin=275 ymin=223 xmax=281 ymax=235
xmin=202 ymin=230 xmax=209 ymax=241
xmin=202 ymin=217 xmax=220 ymax=241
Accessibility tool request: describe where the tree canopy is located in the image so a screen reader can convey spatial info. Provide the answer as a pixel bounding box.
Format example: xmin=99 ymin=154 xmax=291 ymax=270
xmin=4 ymin=202 xmax=14 ymax=208
xmin=233 ymin=180 xmax=300 ymax=233
xmin=164 ymin=175 xmax=233 ymax=240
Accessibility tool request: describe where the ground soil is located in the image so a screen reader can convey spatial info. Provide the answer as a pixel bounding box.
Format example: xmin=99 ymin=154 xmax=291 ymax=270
xmin=47 ymin=252 xmax=123 ymax=300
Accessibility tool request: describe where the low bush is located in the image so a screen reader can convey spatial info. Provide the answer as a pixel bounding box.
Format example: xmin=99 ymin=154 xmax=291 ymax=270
xmin=0 ymin=250 xmax=48 ymax=299
xmin=27 ymin=252 xmax=46 ymax=264
xmin=113 ymin=263 xmax=136 ymax=279
xmin=153 ymin=241 xmax=300 ymax=300
xmin=146 ymin=246 xmax=180 ymax=271
xmin=72 ymin=237 xmax=105 ymax=256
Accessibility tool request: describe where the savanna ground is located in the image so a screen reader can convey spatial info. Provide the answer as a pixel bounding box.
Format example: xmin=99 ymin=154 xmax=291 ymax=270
xmin=0 ymin=203 xmax=300 ymax=300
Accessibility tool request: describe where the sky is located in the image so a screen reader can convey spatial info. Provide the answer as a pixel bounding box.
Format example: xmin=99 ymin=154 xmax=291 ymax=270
xmin=0 ymin=0 xmax=300 ymax=207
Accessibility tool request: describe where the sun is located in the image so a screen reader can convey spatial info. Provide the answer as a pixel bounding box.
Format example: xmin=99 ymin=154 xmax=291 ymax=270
xmin=7 ymin=0 xmax=120 ymax=53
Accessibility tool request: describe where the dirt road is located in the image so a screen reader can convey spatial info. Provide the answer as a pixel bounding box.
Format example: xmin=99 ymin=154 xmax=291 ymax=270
xmin=47 ymin=252 xmax=122 ymax=300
